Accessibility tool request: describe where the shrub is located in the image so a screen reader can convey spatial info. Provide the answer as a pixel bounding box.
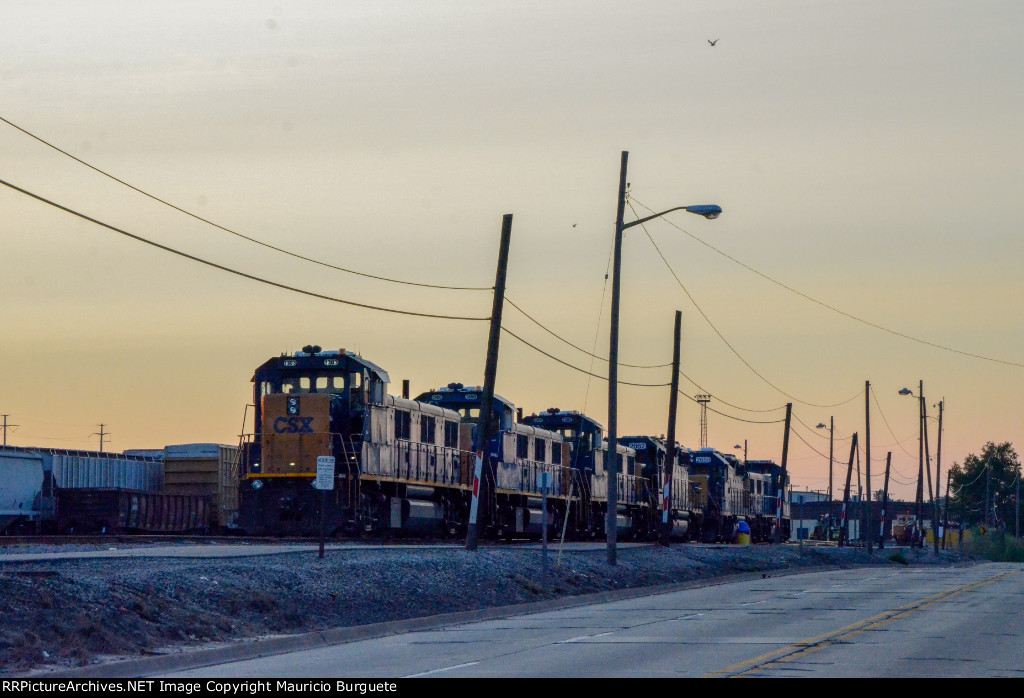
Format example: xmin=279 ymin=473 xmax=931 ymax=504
xmin=964 ymin=528 xmax=1024 ymax=562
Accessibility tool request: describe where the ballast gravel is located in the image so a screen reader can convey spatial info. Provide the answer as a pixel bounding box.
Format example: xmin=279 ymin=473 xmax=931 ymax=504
xmin=0 ymin=541 xmax=966 ymax=675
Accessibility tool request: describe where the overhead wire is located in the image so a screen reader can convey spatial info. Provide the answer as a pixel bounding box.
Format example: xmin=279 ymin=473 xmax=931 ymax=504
xmin=0 ymin=178 xmax=490 ymax=322
xmin=506 ymin=296 xmax=786 ymax=413
xmin=0 ymin=114 xmax=491 ymax=292
xmin=632 ymin=196 xmax=1024 ymax=369
xmin=505 ymin=298 xmax=670 ymax=369
xmin=627 ymin=200 xmax=862 ymax=409
xmin=500 ymin=326 xmax=669 ymax=387
xmin=500 ymin=325 xmax=785 ymax=424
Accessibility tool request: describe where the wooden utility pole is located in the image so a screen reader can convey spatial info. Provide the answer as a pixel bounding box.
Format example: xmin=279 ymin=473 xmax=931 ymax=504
xmin=942 ymin=470 xmax=952 ymax=549
xmin=922 ymin=387 xmax=938 ymax=553
xmin=865 ymin=380 xmax=872 ymax=554
xmin=879 ymin=452 xmax=892 ymax=548
xmin=916 ymin=385 xmax=925 ymax=532
xmin=661 ymin=311 xmax=683 ymax=546
xmin=775 ymin=403 xmax=793 ymax=543
xmin=985 ymin=460 xmax=992 ymax=528
xmin=466 ymin=214 xmax=512 ymax=552
xmin=828 ymin=416 xmax=834 ymax=534
xmin=935 ymin=399 xmax=943 ymax=547
xmin=606 ymin=151 xmax=629 ymax=567
xmin=839 ymin=433 xmax=858 ymax=546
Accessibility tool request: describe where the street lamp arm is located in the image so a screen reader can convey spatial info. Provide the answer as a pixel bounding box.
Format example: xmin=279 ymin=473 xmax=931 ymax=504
xmin=622 ymin=204 xmax=722 ymax=230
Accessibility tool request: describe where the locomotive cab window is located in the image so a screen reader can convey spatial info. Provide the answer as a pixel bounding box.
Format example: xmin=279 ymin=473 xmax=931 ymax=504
xmin=534 ymin=439 xmax=546 ymax=462
xmin=552 ymin=446 xmax=561 ymax=465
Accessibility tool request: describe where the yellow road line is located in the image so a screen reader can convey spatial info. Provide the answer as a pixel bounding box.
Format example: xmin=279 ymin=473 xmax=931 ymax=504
xmin=704 ymin=569 xmax=1016 ymax=678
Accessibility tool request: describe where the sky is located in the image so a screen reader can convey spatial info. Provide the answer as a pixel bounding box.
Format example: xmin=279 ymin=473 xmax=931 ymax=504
xmin=2 ymin=1 xmax=1023 ymax=501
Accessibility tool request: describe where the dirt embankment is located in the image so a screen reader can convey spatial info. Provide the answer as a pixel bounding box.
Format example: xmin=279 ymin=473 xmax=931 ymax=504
xmin=0 ymin=542 xmax=967 ymax=675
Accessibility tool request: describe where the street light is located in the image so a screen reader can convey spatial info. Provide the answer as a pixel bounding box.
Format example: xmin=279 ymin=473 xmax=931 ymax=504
xmin=606 ymin=150 xmax=721 ymax=565
xmin=900 ymin=382 xmax=939 ymax=553
xmin=733 ymin=441 xmax=747 ymax=465
xmin=817 ymin=418 xmax=835 ymax=540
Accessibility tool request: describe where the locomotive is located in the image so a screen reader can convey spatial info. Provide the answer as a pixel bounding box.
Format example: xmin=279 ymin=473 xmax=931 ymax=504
xmin=236 ymin=346 xmax=790 ymax=542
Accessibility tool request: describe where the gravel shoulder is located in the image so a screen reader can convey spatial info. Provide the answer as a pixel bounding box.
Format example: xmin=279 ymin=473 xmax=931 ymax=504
xmin=0 ymin=540 xmax=971 ymax=676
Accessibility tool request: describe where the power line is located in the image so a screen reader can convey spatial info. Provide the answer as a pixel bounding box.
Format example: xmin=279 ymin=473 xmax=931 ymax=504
xmin=505 ymin=297 xmax=671 ymax=369
xmin=789 ymin=425 xmax=830 ymax=460
xmin=507 ymin=296 xmax=786 ymax=413
xmin=628 ymin=200 xmax=863 ymax=409
xmin=501 ymin=325 xmax=785 ymax=424
xmin=0 ymin=178 xmax=490 ymax=322
xmin=501 ymin=326 xmax=670 ymax=387
xmin=632 ymin=197 xmax=1024 ymax=369
xmin=0 ymin=115 xmax=491 ymax=292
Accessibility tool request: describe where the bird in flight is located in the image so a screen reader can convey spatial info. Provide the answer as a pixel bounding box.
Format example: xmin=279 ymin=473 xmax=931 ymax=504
xmin=708 ymin=38 xmax=719 ymax=46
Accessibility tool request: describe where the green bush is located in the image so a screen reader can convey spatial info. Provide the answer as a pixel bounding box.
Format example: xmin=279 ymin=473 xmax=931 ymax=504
xmin=886 ymin=552 xmax=908 ymax=565
xmin=964 ymin=528 xmax=1024 ymax=562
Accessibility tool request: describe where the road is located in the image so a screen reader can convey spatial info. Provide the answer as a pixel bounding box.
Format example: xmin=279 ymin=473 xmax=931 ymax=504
xmin=161 ymin=563 xmax=1023 ymax=678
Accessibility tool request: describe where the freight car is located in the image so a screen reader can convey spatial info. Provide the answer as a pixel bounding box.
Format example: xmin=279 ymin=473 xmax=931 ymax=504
xmin=0 ymin=445 xmax=232 ymax=535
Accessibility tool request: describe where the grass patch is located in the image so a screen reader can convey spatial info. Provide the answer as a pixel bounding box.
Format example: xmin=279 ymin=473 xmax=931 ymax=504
xmin=887 ymin=552 xmax=909 ymax=565
xmin=964 ymin=528 xmax=1024 ymax=562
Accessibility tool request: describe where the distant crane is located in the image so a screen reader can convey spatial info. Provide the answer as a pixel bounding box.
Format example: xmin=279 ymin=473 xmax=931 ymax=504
xmin=708 ymin=38 xmax=719 ymax=46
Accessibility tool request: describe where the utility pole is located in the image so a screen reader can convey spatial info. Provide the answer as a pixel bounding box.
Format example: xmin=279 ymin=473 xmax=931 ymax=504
xmin=985 ymin=459 xmax=992 ymax=528
xmin=879 ymin=452 xmax=892 ymax=549
xmin=775 ymin=403 xmax=793 ymax=543
xmin=828 ymin=416 xmax=834 ymax=534
xmin=916 ymin=385 xmax=925 ymax=534
xmin=92 ymin=424 xmax=109 ymax=452
xmin=466 ymin=214 xmax=512 ymax=552
xmin=855 ymin=443 xmax=862 ymax=542
xmin=1 ymin=414 xmax=17 ymax=446
xmin=922 ymin=385 xmax=938 ymax=553
xmin=839 ymin=433 xmax=858 ymax=547
xmin=606 ymin=151 xmax=629 ymax=567
xmin=662 ymin=310 xmax=682 ymax=546
xmin=935 ymin=399 xmax=943 ymax=548
xmin=942 ymin=470 xmax=952 ymax=549
xmin=865 ymin=381 xmax=872 ymax=554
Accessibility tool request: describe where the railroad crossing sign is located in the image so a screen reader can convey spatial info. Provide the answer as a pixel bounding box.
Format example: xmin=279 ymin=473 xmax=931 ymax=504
xmin=313 ymin=456 xmax=335 ymax=490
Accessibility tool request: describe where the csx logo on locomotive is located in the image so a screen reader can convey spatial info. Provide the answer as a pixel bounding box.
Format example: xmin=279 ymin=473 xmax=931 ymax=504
xmin=274 ymin=416 xmax=315 ymax=433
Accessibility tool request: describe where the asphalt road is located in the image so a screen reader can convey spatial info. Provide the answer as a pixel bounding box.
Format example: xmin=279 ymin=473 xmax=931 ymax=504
xmin=161 ymin=562 xmax=1023 ymax=678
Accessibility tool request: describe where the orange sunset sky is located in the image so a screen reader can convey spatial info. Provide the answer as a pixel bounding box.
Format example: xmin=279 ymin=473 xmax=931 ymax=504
xmin=3 ymin=1 xmax=1023 ymax=501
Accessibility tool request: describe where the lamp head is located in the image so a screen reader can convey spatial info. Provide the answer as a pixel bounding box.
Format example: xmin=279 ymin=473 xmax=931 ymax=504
xmin=816 ymin=423 xmax=826 ymax=429
xmin=898 ymin=388 xmax=913 ymax=396
xmin=685 ymin=204 xmax=722 ymax=220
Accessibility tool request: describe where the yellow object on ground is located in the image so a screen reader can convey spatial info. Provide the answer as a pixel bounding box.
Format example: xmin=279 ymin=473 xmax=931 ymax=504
xmin=736 ymin=532 xmax=751 ymax=546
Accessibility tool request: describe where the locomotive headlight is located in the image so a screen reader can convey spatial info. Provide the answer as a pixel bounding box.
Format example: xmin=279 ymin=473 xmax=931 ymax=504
xmin=252 ymin=480 xmax=263 ymax=490
xmin=287 ymin=397 xmax=300 ymax=415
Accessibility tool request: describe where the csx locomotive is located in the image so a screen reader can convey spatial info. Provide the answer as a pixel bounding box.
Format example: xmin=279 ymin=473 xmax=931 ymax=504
xmin=237 ymin=346 xmax=790 ymax=542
